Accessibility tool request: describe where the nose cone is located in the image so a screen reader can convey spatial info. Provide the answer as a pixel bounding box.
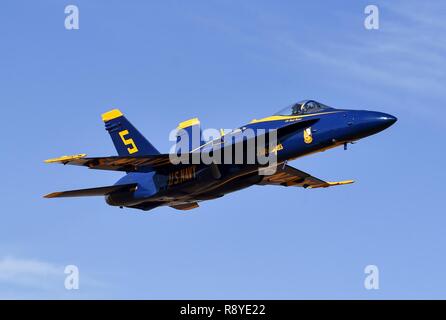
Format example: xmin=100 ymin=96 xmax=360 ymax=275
xmin=349 ymin=111 xmax=397 ymax=140
xmin=377 ymin=112 xmax=397 ymax=125
xmin=369 ymin=111 xmax=397 ymax=131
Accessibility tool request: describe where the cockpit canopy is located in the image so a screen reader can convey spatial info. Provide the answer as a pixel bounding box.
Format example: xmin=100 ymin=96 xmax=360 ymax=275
xmin=274 ymin=100 xmax=334 ymax=116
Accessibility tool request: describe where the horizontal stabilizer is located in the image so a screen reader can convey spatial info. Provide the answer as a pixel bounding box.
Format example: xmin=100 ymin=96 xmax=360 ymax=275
xmin=44 ymin=183 xmax=137 ymax=198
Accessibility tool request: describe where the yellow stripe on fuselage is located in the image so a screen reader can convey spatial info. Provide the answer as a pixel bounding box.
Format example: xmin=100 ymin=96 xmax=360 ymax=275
xmin=249 ymin=111 xmax=341 ymax=124
xmin=188 ymin=111 xmax=341 ymax=153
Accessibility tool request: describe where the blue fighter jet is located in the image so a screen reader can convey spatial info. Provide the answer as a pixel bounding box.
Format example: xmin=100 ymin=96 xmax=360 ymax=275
xmin=44 ymin=100 xmax=397 ymax=211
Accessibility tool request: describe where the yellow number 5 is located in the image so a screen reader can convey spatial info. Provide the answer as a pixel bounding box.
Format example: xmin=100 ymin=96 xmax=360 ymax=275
xmin=119 ymin=130 xmax=139 ymax=154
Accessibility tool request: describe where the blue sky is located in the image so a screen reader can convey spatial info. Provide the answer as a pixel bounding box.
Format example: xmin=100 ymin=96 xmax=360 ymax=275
xmin=0 ymin=0 xmax=445 ymax=299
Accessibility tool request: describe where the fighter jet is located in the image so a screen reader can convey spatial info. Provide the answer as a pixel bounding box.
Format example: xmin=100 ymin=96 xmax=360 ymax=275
xmin=44 ymin=100 xmax=397 ymax=211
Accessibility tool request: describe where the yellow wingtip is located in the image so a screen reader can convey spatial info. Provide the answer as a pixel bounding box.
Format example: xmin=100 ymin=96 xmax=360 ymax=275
xmin=307 ymin=179 xmax=355 ymax=189
xmin=327 ymin=180 xmax=355 ymax=186
xmin=44 ymin=153 xmax=87 ymax=164
xmin=101 ymin=109 xmax=123 ymax=122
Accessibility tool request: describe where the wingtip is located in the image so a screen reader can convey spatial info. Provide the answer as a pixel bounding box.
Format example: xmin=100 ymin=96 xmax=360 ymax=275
xmin=327 ymin=180 xmax=355 ymax=186
xmin=307 ymin=179 xmax=355 ymax=189
xmin=43 ymin=192 xmax=62 ymax=198
xmin=44 ymin=154 xmax=87 ymax=164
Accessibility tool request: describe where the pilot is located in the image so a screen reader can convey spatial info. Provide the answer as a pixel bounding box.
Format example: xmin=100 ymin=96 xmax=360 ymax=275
xmin=302 ymin=101 xmax=318 ymax=114
xmin=291 ymin=103 xmax=302 ymax=115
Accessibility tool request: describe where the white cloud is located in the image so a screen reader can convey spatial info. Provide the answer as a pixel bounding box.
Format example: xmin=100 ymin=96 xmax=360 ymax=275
xmin=0 ymin=256 xmax=64 ymax=289
xmin=275 ymin=4 xmax=446 ymax=105
xmin=275 ymin=2 xmax=445 ymax=119
xmin=190 ymin=1 xmax=446 ymax=119
xmin=0 ymin=256 xmax=107 ymax=298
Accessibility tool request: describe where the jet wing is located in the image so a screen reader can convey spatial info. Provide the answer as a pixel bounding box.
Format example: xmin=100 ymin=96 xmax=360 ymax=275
xmin=44 ymin=118 xmax=320 ymax=172
xmin=258 ymin=165 xmax=354 ymax=189
xmin=44 ymin=153 xmax=175 ymax=172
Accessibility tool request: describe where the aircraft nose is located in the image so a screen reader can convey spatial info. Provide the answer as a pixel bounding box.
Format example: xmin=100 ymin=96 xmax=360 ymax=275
xmin=347 ymin=110 xmax=397 ymax=140
xmin=360 ymin=111 xmax=397 ymax=133
xmin=377 ymin=112 xmax=397 ymax=126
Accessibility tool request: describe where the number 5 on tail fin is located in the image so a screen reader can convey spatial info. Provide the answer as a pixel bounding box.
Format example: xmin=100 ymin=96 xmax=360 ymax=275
xmin=101 ymin=109 xmax=160 ymax=156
